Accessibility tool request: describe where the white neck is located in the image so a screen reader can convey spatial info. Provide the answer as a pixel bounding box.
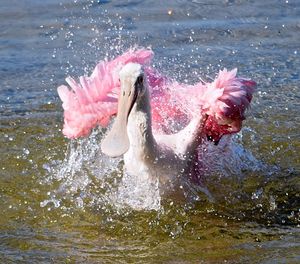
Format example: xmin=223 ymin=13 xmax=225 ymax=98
xmin=125 ymin=88 xmax=157 ymax=162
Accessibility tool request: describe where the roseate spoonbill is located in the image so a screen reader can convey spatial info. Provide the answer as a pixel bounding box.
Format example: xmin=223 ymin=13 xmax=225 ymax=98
xmin=57 ymin=48 xmax=255 ymax=196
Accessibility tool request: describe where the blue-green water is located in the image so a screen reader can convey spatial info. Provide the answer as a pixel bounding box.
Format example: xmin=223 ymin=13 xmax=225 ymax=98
xmin=0 ymin=0 xmax=299 ymax=263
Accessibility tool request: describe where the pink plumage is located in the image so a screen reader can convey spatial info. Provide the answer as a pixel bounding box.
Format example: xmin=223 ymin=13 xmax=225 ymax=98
xmin=57 ymin=48 xmax=255 ymax=142
xmin=57 ymin=48 xmax=154 ymax=138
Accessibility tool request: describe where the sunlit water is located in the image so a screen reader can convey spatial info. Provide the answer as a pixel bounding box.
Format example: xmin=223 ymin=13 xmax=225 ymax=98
xmin=1 ymin=0 xmax=299 ymax=263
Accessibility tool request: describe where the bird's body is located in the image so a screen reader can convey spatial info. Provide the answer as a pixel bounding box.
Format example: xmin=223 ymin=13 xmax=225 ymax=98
xmin=100 ymin=63 xmax=207 ymax=196
xmin=57 ymin=48 xmax=256 ymax=201
xmin=124 ymin=92 xmax=198 ymax=193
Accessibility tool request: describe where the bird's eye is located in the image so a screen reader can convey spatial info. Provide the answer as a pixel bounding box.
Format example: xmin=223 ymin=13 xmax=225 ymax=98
xmin=136 ymin=75 xmax=143 ymax=85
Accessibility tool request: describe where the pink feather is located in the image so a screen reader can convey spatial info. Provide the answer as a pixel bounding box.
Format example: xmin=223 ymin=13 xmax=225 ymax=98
xmin=57 ymin=48 xmax=256 ymax=141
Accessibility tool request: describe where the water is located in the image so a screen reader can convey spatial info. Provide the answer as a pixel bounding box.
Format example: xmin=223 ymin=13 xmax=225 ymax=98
xmin=1 ymin=0 xmax=299 ymax=263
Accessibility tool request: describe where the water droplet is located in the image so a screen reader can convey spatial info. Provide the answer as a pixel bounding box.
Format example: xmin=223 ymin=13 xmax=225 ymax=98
xmin=251 ymin=188 xmax=263 ymax=199
xmin=75 ymin=197 xmax=84 ymax=208
xmin=23 ymin=148 xmax=30 ymax=155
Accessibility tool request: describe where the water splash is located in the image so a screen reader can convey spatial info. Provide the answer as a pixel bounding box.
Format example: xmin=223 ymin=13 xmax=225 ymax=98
xmin=198 ymin=133 xmax=271 ymax=179
xmin=112 ymin=170 xmax=161 ymax=211
xmin=44 ymin=1 xmax=275 ymax=213
xmin=41 ymin=124 xmax=270 ymax=213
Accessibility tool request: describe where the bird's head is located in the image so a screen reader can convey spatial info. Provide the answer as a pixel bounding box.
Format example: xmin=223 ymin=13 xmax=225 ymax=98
xmin=101 ymin=63 xmax=146 ymax=157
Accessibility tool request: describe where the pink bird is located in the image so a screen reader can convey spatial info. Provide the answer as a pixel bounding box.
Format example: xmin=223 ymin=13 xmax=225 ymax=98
xmin=57 ymin=48 xmax=255 ymax=198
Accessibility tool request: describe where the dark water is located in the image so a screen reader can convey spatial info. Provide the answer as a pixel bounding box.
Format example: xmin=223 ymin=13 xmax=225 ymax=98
xmin=1 ymin=0 xmax=299 ymax=263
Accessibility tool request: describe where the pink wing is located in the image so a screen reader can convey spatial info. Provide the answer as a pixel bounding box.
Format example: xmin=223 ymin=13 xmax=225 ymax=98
xmin=150 ymin=68 xmax=256 ymax=142
xmin=202 ymin=69 xmax=256 ymax=144
xmin=57 ymin=48 xmax=154 ymax=138
xmin=57 ymin=48 xmax=256 ymax=142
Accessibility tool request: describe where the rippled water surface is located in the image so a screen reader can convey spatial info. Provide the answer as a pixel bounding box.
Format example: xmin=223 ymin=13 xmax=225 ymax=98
xmin=1 ymin=0 xmax=300 ymax=263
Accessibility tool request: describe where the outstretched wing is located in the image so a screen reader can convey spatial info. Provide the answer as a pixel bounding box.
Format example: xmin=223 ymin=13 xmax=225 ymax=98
xmin=57 ymin=48 xmax=154 ymax=138
xmin=57 ymin=48 xmax=255 ymax=143
xmin=156 ymin=68 xmax=256 ymax=143
xmin=200 ymin=69 xmax=256 ymax=144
